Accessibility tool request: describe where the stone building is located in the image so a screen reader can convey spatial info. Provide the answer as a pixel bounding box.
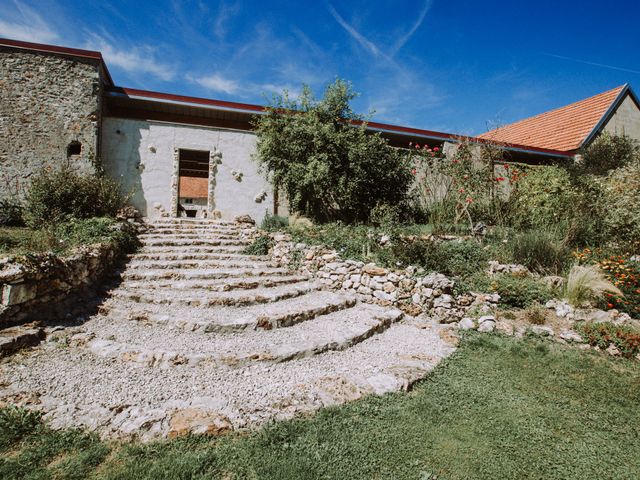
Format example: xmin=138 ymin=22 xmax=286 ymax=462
xmin=1 ymin=38 xmax=639 ymax=222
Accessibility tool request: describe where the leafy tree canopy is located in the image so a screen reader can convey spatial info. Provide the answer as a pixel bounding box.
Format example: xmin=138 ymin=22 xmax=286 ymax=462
xmin=252 ymin=79 xmax=412 ymax=223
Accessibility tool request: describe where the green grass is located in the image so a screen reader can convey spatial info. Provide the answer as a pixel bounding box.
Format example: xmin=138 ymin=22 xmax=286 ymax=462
xmin=0 ymin=227 xmax=47 ymax=255
xmin=0 ymin=218 xmax=138 ymax=257
xmin=2 ymin=335 xmax=639 ymax=479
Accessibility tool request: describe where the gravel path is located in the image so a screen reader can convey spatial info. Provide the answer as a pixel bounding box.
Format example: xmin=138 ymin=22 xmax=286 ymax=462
xmin=0 ymin=219 xmax=457 ymax=440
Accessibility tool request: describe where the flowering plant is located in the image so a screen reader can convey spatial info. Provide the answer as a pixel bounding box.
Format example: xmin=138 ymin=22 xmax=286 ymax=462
xmin=573 ymin=247 xmax=640 ymax=317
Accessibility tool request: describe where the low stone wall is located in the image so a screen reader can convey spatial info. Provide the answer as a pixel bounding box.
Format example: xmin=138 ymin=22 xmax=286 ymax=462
xmin=269 ymin=233 xmax=499 ymax=323
xmin=0 ymin=243 xmax=125 ymax=327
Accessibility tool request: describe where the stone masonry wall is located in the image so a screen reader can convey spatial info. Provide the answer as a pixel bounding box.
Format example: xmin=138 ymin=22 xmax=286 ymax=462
xmin=0 ymin=242 xmax=124 ymax=327
xmin=269 ymin=233 xmax=500 ymax=325
xmin=0 ymin=47 xmax=104 ymax=199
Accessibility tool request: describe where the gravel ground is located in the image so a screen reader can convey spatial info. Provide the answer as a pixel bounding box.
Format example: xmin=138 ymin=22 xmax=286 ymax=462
xmin=0 ymin=219 xmax=457 ymax=440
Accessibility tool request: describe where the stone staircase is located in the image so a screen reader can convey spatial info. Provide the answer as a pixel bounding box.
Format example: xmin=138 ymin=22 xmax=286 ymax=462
xmin=0 ymin=218 xmax=457 ymax=440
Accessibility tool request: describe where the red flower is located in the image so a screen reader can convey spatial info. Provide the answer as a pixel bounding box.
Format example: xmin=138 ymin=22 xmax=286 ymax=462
xmin=607 ymin=303 xmax=614 ymax=309
xmin=503 ymin=163 xmax=509 ymax=169
xmin=466 ymin=197 xmax=473 ymax=204
xmin=495 ymin=177 xmax=505 ymax=181
xmin=411 ymin=168 xmax=417 ymax=175
xmin=459 ymin=187 xmax=465 ymax=193
xmin=433 ymin=147 xmax=440 ymax=152
xmin=415 ymin=144 xmax=420 ymax=149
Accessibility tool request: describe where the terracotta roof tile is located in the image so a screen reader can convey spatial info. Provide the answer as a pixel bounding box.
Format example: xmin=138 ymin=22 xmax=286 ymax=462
xmin=478 ymin=86 xmax=626 ymax=152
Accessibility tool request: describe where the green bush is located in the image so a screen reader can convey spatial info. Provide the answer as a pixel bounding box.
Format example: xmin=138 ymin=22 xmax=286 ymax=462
xmin=577 ymin=322 xmax=640 ymax=358
xmin=260 ymin=213 xmax=289 ymax=232
xmin=512 ymin=165 xmax=575 ymax=230
xmin=53 ymin=217 xmax=139 ymax=253
xmin=579 ymin=132 xmax=639 ymax=176
xmin=0 ymin=198 xmax=24 ymax=227
xmin=243 ymin=235 xmax=273 ymax=255
xmin=24 ymin=168 xmax=126 ymax=227
xmin=495 ymin=275 xmax=554 ymax=308
xmin=0 ymin=406 xmax=41 ymax=449
xmin=252 ymin=79 xmax=412 ymax=223
xmin=599 ymin=158 xmax=640 ymax=246
xmin=507 ymin=230 xmax=570 ymax=274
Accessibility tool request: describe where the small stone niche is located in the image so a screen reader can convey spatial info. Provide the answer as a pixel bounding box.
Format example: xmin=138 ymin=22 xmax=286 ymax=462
xmin=67 ymin=141 xmax=82 ymax=159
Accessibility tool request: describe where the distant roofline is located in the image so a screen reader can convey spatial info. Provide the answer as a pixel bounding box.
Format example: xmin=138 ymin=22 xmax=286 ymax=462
xmin=581 ymin=83 xmax=640 ymax=148
xmin=107 ymin=86 xmax=572 ymax=158
xmin=479 ymin=84 xmax=639 ymax=152
xmin=0 ymin=37 xmax=578 ymax=159
xmin=0 ymin=37 xmax=114 ymax=86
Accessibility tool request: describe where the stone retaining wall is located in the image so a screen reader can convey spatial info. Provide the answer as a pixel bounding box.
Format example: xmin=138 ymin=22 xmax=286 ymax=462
xmin=0 ymin=243 xmax=123 ymax=327
xmin=269 ymin=233 xmax=499 ymax=322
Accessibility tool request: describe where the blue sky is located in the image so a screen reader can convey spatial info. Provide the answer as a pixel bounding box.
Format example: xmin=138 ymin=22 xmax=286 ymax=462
xmin=1 ymin=0 xmax=639 ymax=135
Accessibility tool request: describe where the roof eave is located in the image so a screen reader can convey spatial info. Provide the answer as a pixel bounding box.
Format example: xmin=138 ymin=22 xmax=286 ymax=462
xmin=579 ymin=84 xmax=635 ymax=149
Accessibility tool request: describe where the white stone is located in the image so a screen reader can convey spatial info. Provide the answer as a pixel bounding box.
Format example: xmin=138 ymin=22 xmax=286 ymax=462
xmin=477 ymin=320 xmax=496 ymax=332
xmin=458 ymin=317 xmax=476 ymax=330
xmin=530 ymin=325 xmax=554 ymax=337
xmin=477 ymin=315 xmax=495 ymax=324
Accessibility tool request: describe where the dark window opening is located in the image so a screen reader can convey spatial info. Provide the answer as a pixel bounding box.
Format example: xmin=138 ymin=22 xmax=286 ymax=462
xmin=67 ymin=141 xmax=82 ymax=158
xmin=178 ymin=149 xmax=209 ymax=178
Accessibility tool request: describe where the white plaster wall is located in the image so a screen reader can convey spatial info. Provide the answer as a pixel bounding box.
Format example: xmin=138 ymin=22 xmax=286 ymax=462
xmin=102 ymin=118 xmax=274 ymax=222
xmin=603 ymin=94 xmax=640 ymax=142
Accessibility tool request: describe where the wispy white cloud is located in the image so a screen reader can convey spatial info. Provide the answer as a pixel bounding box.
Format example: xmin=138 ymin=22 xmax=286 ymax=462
xmin=542 ymin=52 xmax=640 ymax=75
xmin=213 ymin=1 xmax=240 ymax=40
xmin=390 ymin=0 xmax=432 ymax=56
xmin=327 ymin=4 xmax=391 ymax=61
xmin=85 ymin=33 xmax=176 ymax=81
xmin=0 ymin=0 xmax=59 ymax=43
xmin=186 ymin=72 xmax=241 ymax=94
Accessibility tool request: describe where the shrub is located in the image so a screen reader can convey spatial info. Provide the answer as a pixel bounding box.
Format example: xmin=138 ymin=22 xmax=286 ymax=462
xmin=507 ymin=230 xmax=570 ymax=274
xmin=579 ymin=132 xmax=639 ymax=176
xmin=24 ymin=168 xmax=126 ymax=227
xmin=525 ymin=303 xmax=547 ymax=325
xmin=564 ymin=264 xmax=622 ymax=308
xmin=0 ymin=406 xmax=41 ymax=448
xmin=486 ymin=274 xmax=554 ymax=308
xmin=252 ymin=79 xmax=412 ymax=223
xmin=512 ymin=165 xmax=575 ymax=231
xmin=0 ymin=199 xmax=25 ymax=227
xmin=599 ymin=158 xmax=640 ymax=246
xmin=261 ymin=213 xmax=289 ymax=232
xmin=378 ymin=238 xmax=488 ymax=279
xmin=243 ymin=235 xmax=273 ymax=255
xmin=577 ymin=322 xmax=640 ymax=358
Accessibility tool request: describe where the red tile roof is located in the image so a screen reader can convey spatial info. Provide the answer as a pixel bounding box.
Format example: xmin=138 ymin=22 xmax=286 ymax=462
xmin=478 ymin=86 xmax=626 ymax=152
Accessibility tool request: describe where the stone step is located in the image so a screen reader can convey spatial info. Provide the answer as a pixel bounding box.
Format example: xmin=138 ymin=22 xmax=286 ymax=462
xmin=0 ymin=324 xmax=45 ymax=357
xmin=143 ymin=228 xmax=252 ymax=236
xmin=146 ymin=219 xmax=239 ymax=226
xmin=130 ymin=252 xmax=268 ymax=262
xmin=122 ymin=267 xmax=292 ymax=281
xmin=106 ymin=290 xmax=357 ymax=332
xmin=126 ymin=259 xmax=277 ymax=270
xmin=83 ymin=304 xmax=403 ymax=369
xmin=121 ymin=274 xmax=310 ymax=292
xmin=141 ymin=238 xmax=251 ymax=247
xmin=111 ymin=281 xmax=323 ymax=307
xmin=139 ymin=233 xmax=244 ymax=241
xmin=139 ymin=245 xmax=247 ymax=254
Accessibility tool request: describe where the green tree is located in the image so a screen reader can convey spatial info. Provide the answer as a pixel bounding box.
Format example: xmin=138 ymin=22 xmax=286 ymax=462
xmin=252 ymin=79 xmax=412 ymax=223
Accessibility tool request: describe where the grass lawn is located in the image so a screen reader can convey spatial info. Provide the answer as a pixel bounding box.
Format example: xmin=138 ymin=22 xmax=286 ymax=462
xmin=2 ymin=334 xmax=639 ymax=479
xmin=0 ymin=227 xmax=48 ymax=255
